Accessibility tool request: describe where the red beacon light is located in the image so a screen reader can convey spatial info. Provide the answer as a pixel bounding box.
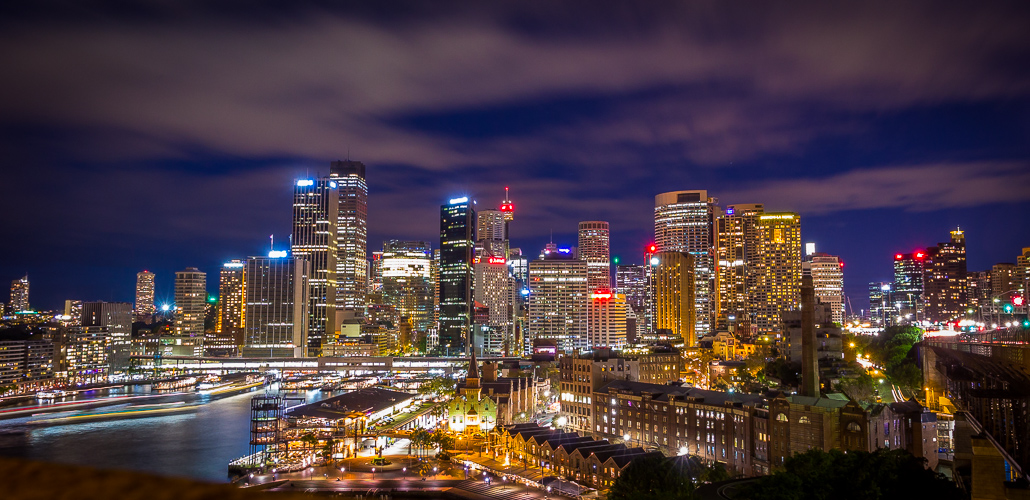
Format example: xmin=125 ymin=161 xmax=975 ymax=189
xmin=647 ymin=244 xmax=658 ymax=253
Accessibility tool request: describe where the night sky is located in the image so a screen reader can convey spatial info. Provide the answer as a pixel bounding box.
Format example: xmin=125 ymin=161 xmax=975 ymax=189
xmin=1 ymin=1 xmax=1029 ymax=313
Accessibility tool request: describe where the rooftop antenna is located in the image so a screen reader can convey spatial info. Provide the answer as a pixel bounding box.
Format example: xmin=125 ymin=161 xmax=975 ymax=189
xmin=504 ymin=186 xmax=510 ymax=203
xmin=270 ymin=234 xmax=274 ymax=252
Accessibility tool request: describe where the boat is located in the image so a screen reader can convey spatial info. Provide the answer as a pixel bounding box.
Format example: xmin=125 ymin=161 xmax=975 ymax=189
xmin=35 ymin=390 xmax=66 ymax=400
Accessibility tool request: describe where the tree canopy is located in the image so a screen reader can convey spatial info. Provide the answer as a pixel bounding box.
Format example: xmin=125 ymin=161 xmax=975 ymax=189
xmin=737 ymin=448 xmax=962 ymax=500
xmin=608 ymin=454 xmax=729 ymax=500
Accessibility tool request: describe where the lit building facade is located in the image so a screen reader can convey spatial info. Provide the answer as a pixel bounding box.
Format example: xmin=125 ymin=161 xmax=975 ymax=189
xmin=291 ymin=177 xmax=339 ymax=355
xmin=64 ymin=326 xmax=110 ymax=385
xmin=804 ymin=252 xmax=845 ymax=324
xmin=381 ymin=240 xmax=434 ymax=333
xmin=134 ymin=270 xmax=155 ymax=323
xmin=174 ymin=267 xmax=207 ymax=338
xmin=9 ymin=275 xmax=29 ymax=312
xmin=440 ymin=197 xmax=476 ymax=355
xmin=578 ymin=221 xmax=612 ymax=291
xmin=587 ymin=291 xmax=627 ymax=349
xmin=893 ymin=251 xmax=926 ymax=323
xmin=474 ymin=255 xmax=512 ymax=354
xmin=83 ymin=301 xmax=132 ymax=370
xmin=715 ymin=204 xmax=764 ymax=332
xmin=329 ymin=160 xmax=368 ymax=313
xmin=654 ymin=191 xmax=717 ymax=337
xmin=923 ymin=229 xmax=968 ymax=324
xmin=651 ymin=251 xmax=697 ymax=346
xmin=216 ymin=260 xmax=246 ymax=354
xmin=751 ymin=213 xmax=802 ymax=334
xmin=242 ymin=254 xmax=310 ymax=357
xmin=528 ymin=252 xmax=588 ymax=353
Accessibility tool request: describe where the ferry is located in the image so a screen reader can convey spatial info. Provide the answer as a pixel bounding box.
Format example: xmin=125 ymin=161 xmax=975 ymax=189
xmin=35 ymin=390 xmax=67 ymax=400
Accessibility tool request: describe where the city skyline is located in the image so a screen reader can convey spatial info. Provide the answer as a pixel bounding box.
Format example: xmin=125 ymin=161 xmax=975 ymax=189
xmin=1 ymin=2 xmax=1029 ymax=315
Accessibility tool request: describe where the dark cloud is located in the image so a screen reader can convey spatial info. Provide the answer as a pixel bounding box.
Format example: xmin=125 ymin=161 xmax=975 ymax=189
xmin=0 ymin=1 xmax=1028 ymax=308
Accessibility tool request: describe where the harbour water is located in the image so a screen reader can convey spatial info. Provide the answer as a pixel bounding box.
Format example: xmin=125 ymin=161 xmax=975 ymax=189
xmin=0 ymin=386 xmax=330 ymax=483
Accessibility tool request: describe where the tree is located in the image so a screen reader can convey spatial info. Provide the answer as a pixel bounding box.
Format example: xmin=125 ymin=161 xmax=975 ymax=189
xmin=431 ymin=429 xmax=455 ymax=451
xmin=738 ymin=448 xmax=963 ymax=500
xmin=608 ymin=454 xmax=728 ymax=500
xmin=319 ymin=438 xmax=338 ymax=466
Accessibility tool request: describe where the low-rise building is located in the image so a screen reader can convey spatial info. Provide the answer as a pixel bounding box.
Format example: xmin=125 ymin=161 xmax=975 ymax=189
xmin=449 ymin=351 xmax=535 ymax=433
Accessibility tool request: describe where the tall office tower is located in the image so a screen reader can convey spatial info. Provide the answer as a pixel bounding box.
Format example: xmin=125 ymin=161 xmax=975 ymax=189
xmin=578 ymin=221 xmax=612 ymax=290
xmin=174 ymin=267 xmax=207 ymax=338
xmin=477 ymin=209 xmax=507 ymax=242
xmin=368 ymin=251 xmax=384 ymax=294
xmin=528 ymin=250 xmax=588 ymax=353
xmin=868 ymin=282 xmax=893 ymax=327
xmin=216 ymin=260 xmax=246 ymax=354
xmin=329 ymin=160 xmax=368 ymax=313
xmin=291 ymin=177 xmax=339 ymax=355
xmin=381 ymin=241 xmax=434 ymax=333
xmin=474 ymin=252 xmax=512 ymax=350
xmin=9 ymin=275 xmax=29 ymax=312
xmin=615 ymin=265 xmax=647 ymax=310
xmin=587 ymin=290 xmax=628 ymax=349
xmin=967 ymin=270 xmax=992 ymax=313
xmin=432 ymin=249 xmax=441 ymax=327
xmin=83 ymin=301 xmax=133 ymax=369
xmin=439 ymin=197 xmax=476 ymax=355
xmin=750 ymin=213 xmax=802 ymax=334
xmin=991 ymin=262 xmax=1017 ymax=298
xmin=715 ymin=204 xmax=764 ymax=331
xmin=803 ymin=250 xmax=845 ymax=324
xmin=651 ymin=251 xmax=697 ymax=346
xmin=64 ymin=300 xmax=83 ymax=325
xmin=923 ymin=229 xmax=968 ymax=323
xmin=654 ymin=190 xmax=717 ymax=336
xmin=134 ymin=271 xmax=156 ymax=323
xmin=894 ymin=251 xmax=926 ymax=323
xmin=242 ymin=254 xmax=310 ymax=357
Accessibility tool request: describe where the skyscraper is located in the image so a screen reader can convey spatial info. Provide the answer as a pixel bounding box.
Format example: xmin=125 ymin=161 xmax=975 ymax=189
xmin=474 ymin=252 xmax=512 ymax=353
xmin=477 ymin=209 xmax=507 ymax=243
xmin=715 ymin=203 xmax=764 ymax=332
xmin=9 ymin=275 xmax=29 ymax=312
xmin=528 ymin=249 xmax=588 ymax=352
xmin=439 ymin=197 xmax=475 ymax=354
xmin=894 ymin=251 xmax=926 ymax=323
xmin=134 ymin=271 xmax=155 ymax=323
xmin=83 ymin=301 xmax=132 ymax=369
xmin=651 ymin=251 xmax=697 ymax=346
xmin=751 ymin=213 xmax=802 ymax=334
xmin=578 ymin=221 xmax=611 ymax=290
xmin=923 ymin=229 xmax=968 ymax=323
xmin=381 ymin=241 xmax=434 ymax=333
xmin=174 ymin=267 xmax=207 ymax=338
xmin=804 ymin=250 xmax=845 ymax=324
xmin=242 ymin=254 xmax=310 ymax=357
xmin=587 ymin=290 xmax=627 ymax=349
xmin=291 ymin=177 xmax=339 ymax=355
xmin=329 ymin=160 xmax=368 ymax=313
xmin=216 ymin=260 xmax=246 ymax=354
xmin=654 ymin=190 xmax=718 ymax=337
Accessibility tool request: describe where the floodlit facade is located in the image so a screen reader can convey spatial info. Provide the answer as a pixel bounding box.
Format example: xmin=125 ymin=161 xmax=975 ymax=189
xmin=923 ymin=229 xmax=968 ymax=323
xmin=216 ymin=260 xmax=246 ymax=354
xmin=894 ymin=251 xmax=926 ymax=323
xmin=440 ymin=197 xmax=476 ymax=354
xmin=329 ymin=160 xmax=368 ymax=313
xmin=381 ymin=240 xmax=434 ymax=333
xmin=715 ymin=204 xmax=764 ymax=332
xmin=804 ymin=252 xmax=845 ymax=324
xmin=655 ymin=191 xmax=718 ymax=336
xmin=528 ymin=254 xmax=588 ymax=352
xmin=174 ymin=267 xmax=207 ymax=338
xmin=474 ymin=255 xmax=512 ymax=352
xmin=578 ymin=221 xmax=612 ymax=290
xmin=292 ymin=177 xmax=339 ymax=355
xmin=242 ymin=255 xmax=310 ymax=357
xmin=587 ymin=291 xmax=627 ymax=349
xmin=134 ymin=271 xmax=156 ymax=323
xmin=9 ymin=275 xmax=29 ymax=312
xmin=82 ymin=302 xmax=132 ymax=370
xmin=751 ymin=213 xmax=802 ymax=334
xmin=651 ymin=251 xmax=697 ymax=346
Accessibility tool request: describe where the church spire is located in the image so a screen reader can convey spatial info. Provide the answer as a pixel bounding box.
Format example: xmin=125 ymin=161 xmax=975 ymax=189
xmin=467 ymin=349 xmax=480 ymax=381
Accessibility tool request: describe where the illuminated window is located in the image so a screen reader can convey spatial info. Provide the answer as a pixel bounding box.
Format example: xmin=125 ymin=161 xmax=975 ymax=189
xmin=775 ymin=413 xmax=788 ymax=422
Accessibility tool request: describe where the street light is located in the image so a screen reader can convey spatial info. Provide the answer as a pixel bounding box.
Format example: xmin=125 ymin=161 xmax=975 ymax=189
xmin=371 ymin=467 xmax=376 ymax=480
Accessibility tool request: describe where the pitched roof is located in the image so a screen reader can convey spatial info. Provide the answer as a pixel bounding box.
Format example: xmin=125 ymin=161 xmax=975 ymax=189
xmin=467 ymin=350 xmax=480 ymax=380
xmin=286 ymin=387 xmax=414 ymax=420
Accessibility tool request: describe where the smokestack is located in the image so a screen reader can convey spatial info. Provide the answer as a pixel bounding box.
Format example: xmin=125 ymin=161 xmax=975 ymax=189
xmin=801 ymin=275 xmax=819 ymax=397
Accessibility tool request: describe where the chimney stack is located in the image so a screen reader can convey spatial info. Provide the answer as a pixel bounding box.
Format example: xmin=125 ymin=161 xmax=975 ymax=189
xmin=801 ymin=275 xmax=819 ymax=397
